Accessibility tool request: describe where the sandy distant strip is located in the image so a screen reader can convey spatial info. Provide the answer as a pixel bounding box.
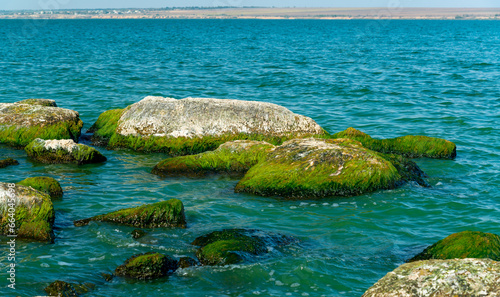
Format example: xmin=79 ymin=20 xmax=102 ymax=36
xmin=1 ymin=8 xmax=499 ymax=20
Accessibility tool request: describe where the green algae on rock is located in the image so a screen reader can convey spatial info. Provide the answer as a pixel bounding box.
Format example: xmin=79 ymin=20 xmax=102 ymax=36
xmin=114 ymin=252 xmax=179 ymax=280
xmin=362 ymin=258 xmax=500 ymax=297
xmin=73 ymin=199 xmax=186 ymax=228
xmin=409 ymin=231 xmax=500 ymax=262
xmin=25 ymin=138 xmax=107 ymax=164
xmin=331 ymin=127 xmax=457 ymax=159
xmin=90 ymin=96 xmax=327 ymax=155
xmin=178 ymin=257 xmax=198 ymax=268
xmin=44 ymin=280 xmax=95 ymax=297
xmin=15 ymin=99 xmax=57 ymax=107
xmin=0 ymin=183 xmax=55 ymax=242
xmin=192 ymin=229 xmax=295 ymax=266
xmin=0 ymin=102 xmax=83 ymax=148
xmin=235 ymin=138 xmax=427 ymax=199
xmin=17 ymin=176 xmax=63 ymax=199
xmin=0 ymin=158 xmax=19 ymax=168
xmin=131 ymin=229 xmax=147 ymax=239
xmin=152 ymin=140 xmax=275 ymax=177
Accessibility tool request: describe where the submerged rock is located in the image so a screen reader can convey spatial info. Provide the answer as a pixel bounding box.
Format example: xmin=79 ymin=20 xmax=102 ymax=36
xmin=0 ymin=101 xmax=83 ymax=148
xmin=152 ymin=140 xmax=275 ymax=177
xmin=0 ymin=158 xmax=19 ymax=168
xmin=15 ymin=99 xmax=57 ymax=107
xmin=0 ymin=183 xmax=55 ymax=242
xmin=89 ymin=96 xmax=327 ymax=155
xmin=74 ymin=199 xmax=186 ymax=228
xmin=409 ymin=231 xmax=500 ymax=262
xmin=17 ymin=176 xmax=63 ymax=199
xmin=114 ymin=252 xmax=179 ymax=280
xmin=331 ymin=127 xmax=457 ymax=159
xmin=362 ymin=258 xmax=500 ymax=297
xmin=44 ymin=280 xmax=94 ymax=297
xmin=235 ymin=138 xmax=427 ymax=199
xmin=25 ymin=138 xmax=107 ymax=164
xmin=178 ymin=257 xmax=198 ymax=268
xmin=192 ymin=229 xmax=294 ymax=266
xmin=131 ymin=229 xmax=147 ymax=239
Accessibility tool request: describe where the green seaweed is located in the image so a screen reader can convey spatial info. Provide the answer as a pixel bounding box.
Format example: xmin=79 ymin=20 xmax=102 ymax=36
xmin=44 ymin=280 xmax=94 ymax=297
xmin=114 ymin=252 xmax=178 ymax=280
xmin=87 ymin=109 xmax=125 ymax=146
xmin=17 ymin=176 xmax=63 ymax=199
xmin=73 ymin=199 xmax=186 ymax=228
xmin=24 ymin=139 xmax=107 ymax=165
xmin=330 ymin=127 xmax=457 ymax=159
xmin=0 ymin=158 xmax=19 ymax=168
xmin=409 ymin=231 xmax=500 ymax=262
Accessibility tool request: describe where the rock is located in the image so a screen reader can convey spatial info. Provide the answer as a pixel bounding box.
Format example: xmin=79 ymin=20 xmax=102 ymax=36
xmin=0 ymin=102 xmax=83 ymax=148
xmin=409 ymin=231 xmax=500 ymax=262
xmin=17 ymin=176 xmax=63 ymax=199
xmin=44 ymin=280 xmax=94 ymax=297
xmin=331 ymin=127 xmax=457 ymax=159
xmin=73 ymin=199 xmax=186 ymax=228
xmin=152 ymin=140 xmax=275 ymax=177
xmin=101 ymin=273 xmax=114 ymax=282
xmin=89 ymin=96 xmax=327 ymax=155
xmin=235 ymin=138 xmax=428 ymax=199
xmin=25 ymin=138 xmax=107 ymax=164
xmin=178 ymin=257 xmax=198 ymax=268
xmin=131 ymin=229 xmax=147 ymax=239
xmin=114 ymin=252 xmax=179 ymax=280
xmin=362 ymin=258 xmax=500 ymax=297
xmin=0 ymin=182 xmax=55 ymax=242
xmin=192 ymin=229 xmax=295 ymax=266
xmin=15 ymin=99 xmax=57 ymax=107
xmin=0 ymin=158 xmax=19 ymax=168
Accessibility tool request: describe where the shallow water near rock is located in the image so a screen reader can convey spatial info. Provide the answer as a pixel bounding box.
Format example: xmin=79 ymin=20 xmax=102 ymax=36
xmin=0 ymin=19 xmax=499 ymax=296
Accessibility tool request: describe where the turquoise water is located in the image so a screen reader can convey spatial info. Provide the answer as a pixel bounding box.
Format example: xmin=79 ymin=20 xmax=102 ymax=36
xmin=0 ymin=19 xmax=499 ymax=296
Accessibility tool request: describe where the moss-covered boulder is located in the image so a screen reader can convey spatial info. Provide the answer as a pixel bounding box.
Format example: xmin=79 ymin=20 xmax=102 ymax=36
xmin=114 ymin=252 xmax=179 ymax=280
xmin=0 ymin=183 xmax=55 ymax=242
xmin=152 ymin=140 xmax=275 ymax=177
xmin=44 ymin=280 xmax=94 ymax=297
xmin=235 ymin=138 xmax=428 ymax=199
xmin=73 ymin=199 xmax=186 ymax=228
xmin=362 ymin=258 xmax=500 ymax=297
xmin=192 ymin=229 xmax=294 ymax=266
xmin=331 ymin=127 xmax=457 ymax=159
xmin=89 ymin=96 xmax=327 ymax=155
xmin=17 ymin=176 xmax=63 ymax=199
xmin=16 ymin=99 xmax=57 ymax=107
xmin=0 ymin=102 xmax=82 ymax=148
xmin=409 ymin=231 xmax=500 ymax=262
xmin=25 ymin=138 xmax=107 ymax=164
xmin=0 ymin=158 xmax=19 ymax=168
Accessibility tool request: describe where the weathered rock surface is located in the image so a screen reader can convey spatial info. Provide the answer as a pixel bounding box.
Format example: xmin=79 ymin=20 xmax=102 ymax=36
xmin=192 ymin=229 xmax=295 ymax=266
xmin=152 ymin=140 xmax=275 ymax=177
xmin=332 ymin=127 xmax=457 ymax=159
xmin=409 ymin=231 xmax=500 ymax=262
xmin=0 ymin=102 xmax=83 ymax=147
xmin=0 ymin=183 xmax=55 ymax=242
xmin=89 ymin=96 xmax=327 ymax=154
xmin=44 ymin=280 xmax=95 ymax=297
xmin=25 ymin=138 xmax=107 ymax=164
xmin=362 ymin=258 xmax=500 ymax=297
xmin=0 ymin=158 xmax=19 ymax=168
xmin=74 ymin=199 xmax=186 ymax=228
xmin=16 ymin=99 xmax=57 ymax=107
xmin=17 ymin=176 xmax=63 ymax=199
xmin=114 ymin=252 xmax=179 ymax=280
xmin=235 ymin=138 xmax=428 ymax=199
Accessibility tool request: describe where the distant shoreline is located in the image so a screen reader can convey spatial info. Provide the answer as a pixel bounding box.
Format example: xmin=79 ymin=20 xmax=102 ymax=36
xmin=1 ymin=7 xmax=499 ymax=20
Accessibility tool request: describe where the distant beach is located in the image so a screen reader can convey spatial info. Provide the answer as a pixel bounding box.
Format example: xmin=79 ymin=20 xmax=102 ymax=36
xmin=1 ymin=7 xmax=499 ymax=20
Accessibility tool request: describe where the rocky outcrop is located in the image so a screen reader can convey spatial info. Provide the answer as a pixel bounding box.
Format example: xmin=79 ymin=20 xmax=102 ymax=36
xmin=44 ymin=280 xmax=94 ymax=297
xmin=192 ymin=229 xmax=295 ymax=266
xmin=114 ymin=252 xmax=178 ymax=280
xmin=235 ymin=138 xmax=428 ymax=199
xmin=89 ymin=96 xmax=327 ymax=155
xmin=409 ymin=231 xmax=500 ymax=262
xmin=73 ymin=199 xmax=186 ymax=228
xmin=15 ymin=99 xmax=57 ymax=107
xmin=152 ymin=140 xmax=275 ymax=177
xmin=362 ymin=258 xmax=500 ymax=297
xmin=0 ymin=158 xmax=19 ymax=168
xmin=17 ymin=176 xmax=63 ymax=199
xmin=25 ymin=138 xmax=107 ymax=164
xmin=0 ymin=101 xmax=83 ymax=147
xmin=0 ymin=183 xmax=55 ymax=242
xmin=331 ymin=127 xmax=457 ymax=159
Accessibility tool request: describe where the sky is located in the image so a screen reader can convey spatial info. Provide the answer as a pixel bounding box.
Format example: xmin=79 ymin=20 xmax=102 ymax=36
xmin=1 ymin=0 xmax=499 ymax=10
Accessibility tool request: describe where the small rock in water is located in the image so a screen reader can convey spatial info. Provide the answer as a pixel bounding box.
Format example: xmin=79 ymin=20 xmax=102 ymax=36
xmin=0 ymin=158 xmax=19 ymax=168
xmin=131 ymin=229 xmax=147 ymax=239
